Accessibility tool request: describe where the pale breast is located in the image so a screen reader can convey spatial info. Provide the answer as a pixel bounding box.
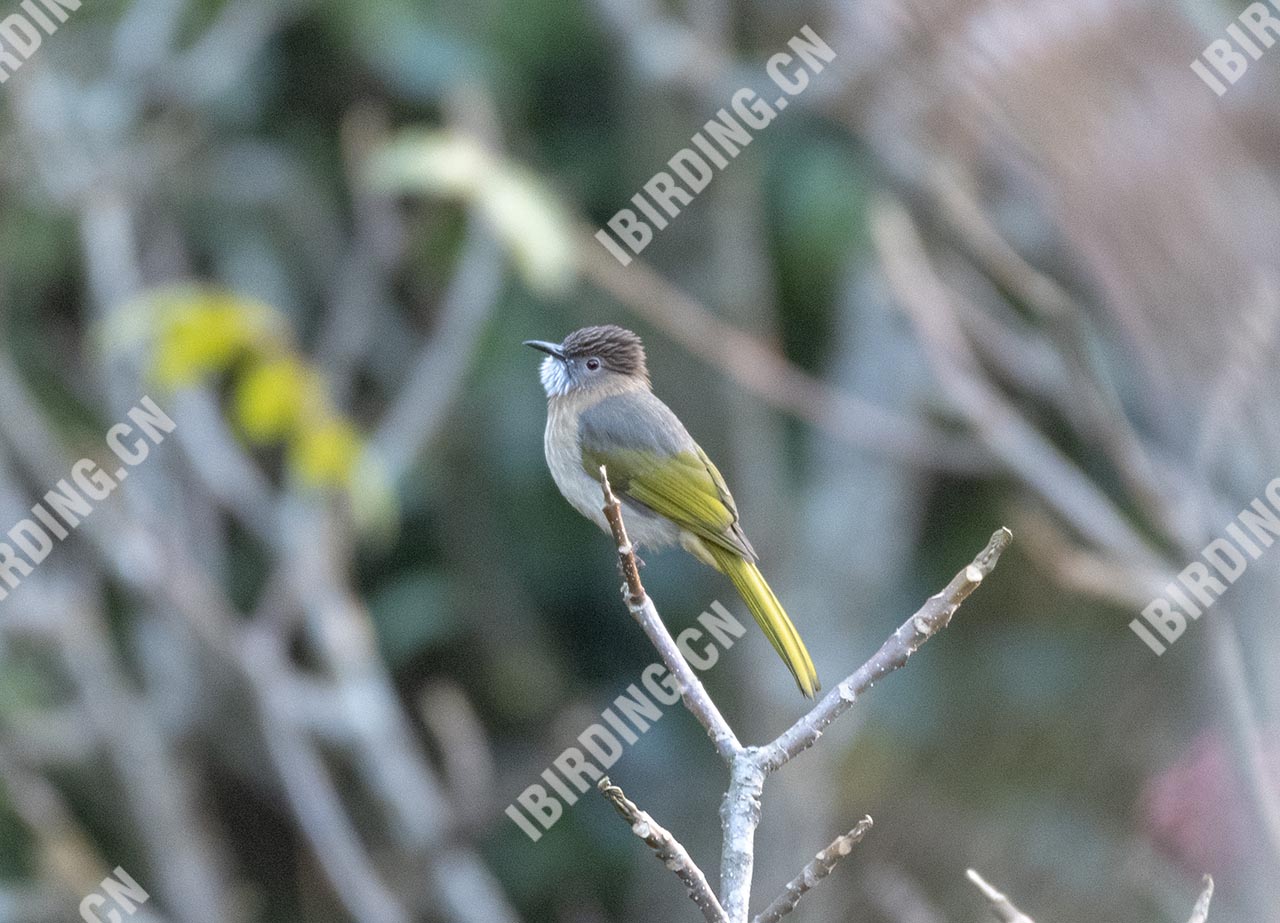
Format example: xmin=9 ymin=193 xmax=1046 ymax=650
xmin=544 ymin=399 xmax=608 ymax=531
xmin=543 ymin=394 xmax=682 ymax=549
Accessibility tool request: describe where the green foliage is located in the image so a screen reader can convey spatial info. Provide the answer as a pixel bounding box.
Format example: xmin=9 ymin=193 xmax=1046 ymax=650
xmin=367 ymin=571 xmax=454 ymax=668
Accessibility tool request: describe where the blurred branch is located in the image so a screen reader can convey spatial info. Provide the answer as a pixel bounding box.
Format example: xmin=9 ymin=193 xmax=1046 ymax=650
xmin=576 ymin=239 xmax=989 ymax=476
xmin=1013 ymin=506 xmax=1159 ymax=610
xmin=870 ymin=195 xmax=1163 ymax=573
xmin=372 ymin=218 xmax=505 ymax=482
xmin=52 ymin=588 xmax=230 ymax=923
xmin=170 ymin=388 xmax=278 ymax=545
xmin=591 ymin=0 xmax=857 ymax=107
xmin=750 ymin=816 xmax=873 ymax=923
xmin=0 ymin=56 xmax=527 ymax=914
xmin=0 ymin=342 xmax=521 ymax=923
xmin=858 ymin=862 xmax=948 ymax=923
xmin=929 ymin=167 xmax=1214 ymax=546
xmin=1188 ymin=876 xmax=1214 ymax=923
xmin=966 ymin=870 xmax=1036 ymax=923
xmin=872 ymin=192 xmax=1280 ymax=881
xmin=0 ymin=744 xmax=131 ymax=912
xmin=246 ymin=637 xmax=413 ymax=923
xmin=598 ymin=777 xmax=729 ymax=923
xmin=368 ymin=89 xmax=507 ymax=483
xmin=418 ymin=682 xmax=497 ymax=829
xmin=592 ymin=0 xmax=740 ymax=95
xmin=152 ymin=0 xmax=306 ymax=106
xmin=319 ymin=102 xmax=410 ymax=405
xmin=967 ymin=869 xmax=1213 ymax=923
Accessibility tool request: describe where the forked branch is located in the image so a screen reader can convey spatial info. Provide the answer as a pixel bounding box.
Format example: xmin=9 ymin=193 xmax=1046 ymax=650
xmin=595 ymin=469 xmax=1013 ymax=923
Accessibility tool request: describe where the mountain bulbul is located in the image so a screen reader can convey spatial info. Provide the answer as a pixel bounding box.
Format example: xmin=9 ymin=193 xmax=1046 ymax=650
xmin=525 ymin=325 xmax=819 ymax=697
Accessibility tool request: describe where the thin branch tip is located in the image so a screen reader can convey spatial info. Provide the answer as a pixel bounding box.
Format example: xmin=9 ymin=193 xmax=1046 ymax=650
xmin=981 ymin=526 xmax=1013 ymax=565
xmin=760 ymin=528 xmax=1012 ymax=771
xmin=1188 ymin=875 xmax=1213 ymax=923
xmin=598 ymin=776 xmax=728 ymax=923
xmin=966 ymin=869 xmax=1035 ymax=923
xmin=598 ymin=464 xmax=646 ymax=602
xmin=750 ymin=815 xmax=875 ymax=923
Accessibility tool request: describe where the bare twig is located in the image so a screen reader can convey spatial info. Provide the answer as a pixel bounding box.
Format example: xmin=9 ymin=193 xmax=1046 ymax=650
xmin=598 ymin=777 xmax=729 ymax=923
xmin=719 ymin=755 xmax=766 ymax=923
xmin=759 ymin=528 xmax=1012 ymax=772
xmin=598 ymin=466 xmax=742 ymax=761
xmin=595 ymin=476 xmax=1010 ymax=922
xmin=751 ymin=816 xmax=873 ymax=923
xmin=719 ymin=529 xmax=1007 ymax=920
xmin=1188 ymin=875 xmax=1214 ymax=923
xmin=966 ymin=869 xmax=1036 ymax=923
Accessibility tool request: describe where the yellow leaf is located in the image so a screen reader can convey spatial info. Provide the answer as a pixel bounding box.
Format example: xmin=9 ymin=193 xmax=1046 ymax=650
xmin=290 ymin=418 xmax=363 ymax=488
xmin=234 ymin=356 xmax=323 ymax=443
xmin=144 ymin=288 xmax=279 ymax=389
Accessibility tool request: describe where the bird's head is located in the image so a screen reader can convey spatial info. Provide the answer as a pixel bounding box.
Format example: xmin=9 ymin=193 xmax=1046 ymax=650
xmin=524 ymin=325 xmax=650 ymax=398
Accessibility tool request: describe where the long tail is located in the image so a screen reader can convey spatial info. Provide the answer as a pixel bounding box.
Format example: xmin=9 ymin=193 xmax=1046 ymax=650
xmin=704 ymin=544 xmax=820 ymax=698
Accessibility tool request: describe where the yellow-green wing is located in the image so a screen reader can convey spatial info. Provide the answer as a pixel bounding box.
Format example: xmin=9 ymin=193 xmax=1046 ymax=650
xmin=580 ymin=390 xmax=816 ymax=696
xmin=578 ymin=392 xmax=755 ymax=560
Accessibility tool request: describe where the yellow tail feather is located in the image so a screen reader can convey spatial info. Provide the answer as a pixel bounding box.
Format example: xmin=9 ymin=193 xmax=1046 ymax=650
xmin=703 ymin=544 xmax=820 ymax=698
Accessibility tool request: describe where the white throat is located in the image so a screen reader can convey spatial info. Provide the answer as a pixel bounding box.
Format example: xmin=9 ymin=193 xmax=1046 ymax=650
xmin=539 ymin=356 xmax=572 ymax=397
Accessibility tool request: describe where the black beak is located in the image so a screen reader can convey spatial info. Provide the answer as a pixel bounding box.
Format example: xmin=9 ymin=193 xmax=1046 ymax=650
xmin=523 ymin=340 xmax=565 ymax=359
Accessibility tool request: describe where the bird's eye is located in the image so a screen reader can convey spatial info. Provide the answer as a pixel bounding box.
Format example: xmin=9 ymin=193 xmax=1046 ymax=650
xmin=586 ymin=358 xmax=601 ymax=371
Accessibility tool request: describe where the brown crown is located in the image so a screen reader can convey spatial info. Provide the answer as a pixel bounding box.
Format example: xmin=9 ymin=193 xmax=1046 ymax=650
xmin=561 ymin=325 xmax=649 ymax=382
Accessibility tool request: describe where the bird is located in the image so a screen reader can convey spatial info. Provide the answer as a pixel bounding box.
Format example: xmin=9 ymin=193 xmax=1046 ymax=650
xmin=524 ymin=324 xmax=819 ymax=697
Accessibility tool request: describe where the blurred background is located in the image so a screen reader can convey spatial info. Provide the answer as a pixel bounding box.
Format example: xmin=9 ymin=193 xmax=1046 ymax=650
xmin=0 ymin=0 xmax=1278 ymax=921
